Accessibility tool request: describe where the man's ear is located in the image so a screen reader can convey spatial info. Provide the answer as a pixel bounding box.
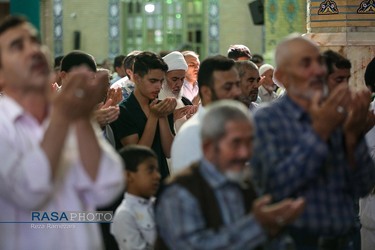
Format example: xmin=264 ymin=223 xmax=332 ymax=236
xmin=126 ymin=171 xmax=133 ymax=183
xmin=59 ymin=71 xmax=67 ymax=80
xmin=202 ymin=138 xmax=217 ymax=163
xmin=133 ymin=73 xmax=141 ymax=84
xmin=274 ymin=68 xmax=287 ymax=88
xmin=125 ymin=69 xmax=132 ymax=78
xmin=200 ymin=85 xmax=212 ymax=105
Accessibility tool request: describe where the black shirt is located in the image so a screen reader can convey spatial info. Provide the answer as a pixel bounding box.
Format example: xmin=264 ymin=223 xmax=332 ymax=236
xmin=111 ymin=92 xmax=175 ymax=180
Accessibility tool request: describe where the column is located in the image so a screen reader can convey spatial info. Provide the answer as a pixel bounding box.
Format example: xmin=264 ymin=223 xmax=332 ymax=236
xmin=305 ymin=0 xmax=375 ymax=89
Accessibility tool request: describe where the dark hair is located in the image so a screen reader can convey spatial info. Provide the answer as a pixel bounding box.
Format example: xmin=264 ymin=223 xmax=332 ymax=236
xmin=234 ymin=60 xmax=258 ymax=79
xmin=159 ymin=50 xmax=171 ymax=58
xmin=123 ymin=51 xmax=142 ymax=77
xmin=322 ymin=50 xmax=351 ymax=75
xmin=113 ymin=55 xmax=125 ymax=69
xmin=198 ymin=55 xmax=235 ymax=92
xmin=119 ymin=145 xmax=157 ymax=172
xmin=227 ymin=45 xmax=252 ymax=60
xmin=133 ymin=51 xmax=168 ymax=77
xmin=0 ymin=15 xmax=27 ymax=36
xmin=60 ymin=50 xmax=97 ymax=72
xmin=54 ymin=55 xmax=64 ymax=70
xmin=251 ymin=54 xmax=264 ymax=64
xmin=365 ymin=57 xmax=375 ymax=92
xmin=0 ymin=16 xmax=29 ymax=68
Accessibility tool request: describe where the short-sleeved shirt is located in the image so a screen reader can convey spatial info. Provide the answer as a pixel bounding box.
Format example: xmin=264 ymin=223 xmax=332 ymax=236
xmin=111 ymin=92 xmax=174 ymax=179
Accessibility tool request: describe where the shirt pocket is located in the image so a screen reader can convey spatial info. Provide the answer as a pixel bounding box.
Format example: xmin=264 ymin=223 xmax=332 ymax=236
xmin=135 ymin=210 xmax=156 ymax=244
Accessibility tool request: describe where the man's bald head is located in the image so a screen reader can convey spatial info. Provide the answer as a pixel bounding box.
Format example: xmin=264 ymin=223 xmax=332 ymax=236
xmin=275 ymin=34 xmax=318 ymax=70
xmin=273 ymin=34 xmax=326 ymax=105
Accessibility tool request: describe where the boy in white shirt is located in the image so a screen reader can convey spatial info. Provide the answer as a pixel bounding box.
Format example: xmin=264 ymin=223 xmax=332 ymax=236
xmin=111 ymin=145 xmax=160 ymax=250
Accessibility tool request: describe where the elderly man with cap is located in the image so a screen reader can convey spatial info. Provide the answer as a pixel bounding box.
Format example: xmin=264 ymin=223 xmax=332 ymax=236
xmin=258 ymin=64 xmax=278 ymax=103
xmin=160 ymin=51 xmax=198 ymax=132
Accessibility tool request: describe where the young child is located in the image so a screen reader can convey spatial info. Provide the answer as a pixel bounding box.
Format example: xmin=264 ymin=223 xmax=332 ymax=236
xmin=111 ymin=145 xmax=161 ymax=250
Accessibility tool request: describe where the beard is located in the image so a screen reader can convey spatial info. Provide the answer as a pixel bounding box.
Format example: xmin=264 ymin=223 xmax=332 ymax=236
xmin=212 ymin=145 xmax=252 ymax=188
xmin=223 ymin=165 xmax=252 ymax=188
xmin=288 ymin=82 xmax=326 ymax=102
xmin=160 ymin=80 xmax=182 ymax=100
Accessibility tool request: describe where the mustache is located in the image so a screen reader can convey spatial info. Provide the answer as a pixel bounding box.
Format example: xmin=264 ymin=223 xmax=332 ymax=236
xmin=310 ymin=77 xmax=325 ymax=85
xmin=229 ymin=159 xmax=249 ymax=166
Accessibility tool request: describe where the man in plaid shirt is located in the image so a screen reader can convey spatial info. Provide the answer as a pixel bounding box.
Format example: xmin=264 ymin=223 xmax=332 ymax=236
xmin=251 ymin=35 xmax=375 ymax=250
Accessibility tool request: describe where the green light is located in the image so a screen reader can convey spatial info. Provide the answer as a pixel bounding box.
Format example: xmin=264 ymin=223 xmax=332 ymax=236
xmin=166 ymin=0 xmax=172 ymax=4
xmin=176 ymin=14 xmax=181 ymax=19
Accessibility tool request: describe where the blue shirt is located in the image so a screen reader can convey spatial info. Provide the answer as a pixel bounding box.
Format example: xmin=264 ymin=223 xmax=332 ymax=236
xmin=251 ymin=95 xmax=375 ymax=236
xmin=156 ymin=159 xmax=266 ymax=250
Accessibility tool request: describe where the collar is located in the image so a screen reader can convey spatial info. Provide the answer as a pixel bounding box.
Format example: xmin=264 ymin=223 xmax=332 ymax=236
xmin=200 ymin=158 xmax=228 ymax=189
xmin=183 ymin=80 xmax=198 ymax=89
xmin=279 ymin=94 xmax=309 ymax=122
xmin=1 ymin=95 xmax=26 ymax=122
xmin=259 ymin=85 xmax=272 ymax=96
xmin=249 ymin=102 xmax=259 ymax=111
xmin=125 ymin=192 xmax=155 ymax=206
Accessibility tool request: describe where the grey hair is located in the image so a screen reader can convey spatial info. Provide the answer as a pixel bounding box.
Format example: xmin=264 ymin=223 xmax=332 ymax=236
xmin=234 ymin=60 xmax=259 ymax=79
xmin=201 ymin=100 xmax=253 ymax=141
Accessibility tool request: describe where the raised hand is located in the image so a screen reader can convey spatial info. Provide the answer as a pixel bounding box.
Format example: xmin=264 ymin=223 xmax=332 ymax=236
xmin=252 ymin=195 xmax=305 ymax=237
xmin=150 ymin=97 xmax=177 ymax=118
xmin=344 ymin=89 xmax=372 ymax=138
xmin=51 ymin=82 xmax=59 ymax=92
xmin=106 ymin=87 xmax=123 ymax=105
xmin=53 ymin=67 xmax=108 ymax=121
xmin=186 ymin=105 xmax=198 ymax=119
xmin=94 ymin=100 xmax=120 ymax=127
xmin=192 ymin=94 xmax=201 ymax=105
xmin=173 ymin=106 xmax=191 ymax=121
xmin=309 ymin=84 xmax=351 ymax=141
xmin=258 ymin=75 xmax=267 ymax=87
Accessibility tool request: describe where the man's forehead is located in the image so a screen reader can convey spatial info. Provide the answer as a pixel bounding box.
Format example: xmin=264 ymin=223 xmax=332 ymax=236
xmin=213 ymin=68 xmax=239 ymax=79
xmin=0 ymin=23 xmax=37 ymax=44
xmin=185 ymin=55 xmax=199 ymax=63
xmin=244 ymin=68 xmax=259 ymax=76
xmin=144 ymin=69 xmax=165 ymax=78
xmin=224 ymin=120 xmax=253 ymax=135
xmin=291 ymin=40 xmax=319 ymax=56
xmin=276 ymin=38 xmax=318 ymax=66
xmin=331 ymin=67 xmax=351 ymax=76
xmin=212 ymin=71 xmax=240 ymax=87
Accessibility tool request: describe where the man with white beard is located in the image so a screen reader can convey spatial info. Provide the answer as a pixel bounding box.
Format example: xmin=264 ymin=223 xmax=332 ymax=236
xmin=159 ymin=51 xmax=197 ymax=132
xmin=155 ymin=100 xmax=306 ymax=250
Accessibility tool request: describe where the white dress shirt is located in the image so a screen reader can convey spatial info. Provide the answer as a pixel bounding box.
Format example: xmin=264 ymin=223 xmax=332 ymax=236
xmin=110 ymin=74 xmax=122 ymax=85
xmin=182 ymin=79 xmax=199 ymax=102
xmin=258 ymin=85 xmax=278 ymax=103
xmin=0 ymin=96 xmax=124 ymax=250
xmin=111 ymin=193 xmax=156 ymax=250
xmin=171 ymin=106 xmax=206 ymax=173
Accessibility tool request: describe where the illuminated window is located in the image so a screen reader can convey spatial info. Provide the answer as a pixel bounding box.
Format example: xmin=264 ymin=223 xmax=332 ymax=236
xmin=121 ymin=0 xmax=204 ymax=56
